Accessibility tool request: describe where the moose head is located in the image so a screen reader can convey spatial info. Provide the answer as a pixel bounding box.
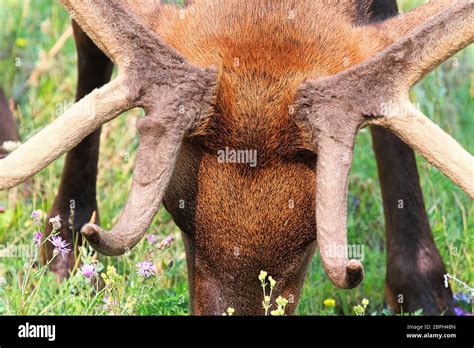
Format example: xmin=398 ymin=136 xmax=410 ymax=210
xmin=0 ymin=0 xmax=472 ymax=314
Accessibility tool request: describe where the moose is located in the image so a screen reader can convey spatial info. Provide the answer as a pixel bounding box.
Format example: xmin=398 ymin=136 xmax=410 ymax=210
xmin=0 ymin=0 xmax=473 ymax=315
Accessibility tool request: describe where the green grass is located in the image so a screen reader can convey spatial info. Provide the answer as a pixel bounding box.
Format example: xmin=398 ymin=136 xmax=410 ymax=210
xmin=0 ymin=0 xmax=472 ymax=315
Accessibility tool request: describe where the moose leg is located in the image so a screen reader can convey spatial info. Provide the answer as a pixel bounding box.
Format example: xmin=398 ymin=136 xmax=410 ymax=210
xmin=371 ymin=127 xmax=454 ymax=315
xmin=0 ymin=89 xmax=19 ymax=159
xmin=43 ymin=21 xmax=113 ymax=279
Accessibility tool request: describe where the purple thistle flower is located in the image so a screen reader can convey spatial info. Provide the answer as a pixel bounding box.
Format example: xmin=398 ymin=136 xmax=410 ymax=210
xmin=455 ymin=292 xmax=472 ymax=304
xmin=146 ymin=234 xmax=158 ymax=245
xmin=50 ymin=235 xmax=70 ymax=258
xmin=136 ymin=260 xmax=157 ymax=279
xmin=80 ymin=264 xmax=97 ymax=280
xmin=157 ymin=236 xmax=174 ymax=250
xmin=31 ymin=210 xmax=42 ymax=225
xmin=33 ymin=231 xmax=43 ymax=247
xmin=454 ymin=307 xmax=468 ymax=316
xmin=49 ymin=215 xmax=62 ymax=230
xmin=163 ymin=236 xmax=174 ymax=246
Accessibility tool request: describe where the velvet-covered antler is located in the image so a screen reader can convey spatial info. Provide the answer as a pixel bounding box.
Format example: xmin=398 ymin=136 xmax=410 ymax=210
xmin=297 ymin=0 xmax=473 ymax=288
xmin=0 ymin=0 xmax=217 ymax=255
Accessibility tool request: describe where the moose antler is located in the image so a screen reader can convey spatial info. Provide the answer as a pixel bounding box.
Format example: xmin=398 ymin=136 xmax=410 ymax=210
xmin=0 ymin=0 xmax=217 ymax=255
xmin=298 ymin=0 xmax=473 ymax=289
xmin=0 ymin=78 xmax=131 ymax=188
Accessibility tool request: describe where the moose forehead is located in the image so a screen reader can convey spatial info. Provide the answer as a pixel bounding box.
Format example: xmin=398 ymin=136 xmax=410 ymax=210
xmin=153 ymin=1 xmax=377 ymax=155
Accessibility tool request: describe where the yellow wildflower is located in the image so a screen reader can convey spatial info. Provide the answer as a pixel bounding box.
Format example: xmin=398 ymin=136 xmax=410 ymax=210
xmin=268 ymin=276 xmax=276 ymax=288
xmin=15 ymin=38 xmax=27 ymax=47
xmin=323 ymin=298 xmax=336 ymax=307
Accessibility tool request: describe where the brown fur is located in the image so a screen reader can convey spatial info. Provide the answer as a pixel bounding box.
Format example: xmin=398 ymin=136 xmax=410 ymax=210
xmin=0 ymin=89 xmax=18 ymax=159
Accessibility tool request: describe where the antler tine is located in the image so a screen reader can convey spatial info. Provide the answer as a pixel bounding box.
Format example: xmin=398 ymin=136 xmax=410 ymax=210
xmin=60 ymin=0 xmax=176 ymax=67
xmin=344 ymin=0 xmax=474 ymax=100
xmin=380 ymin=0 xmax=474 ymax=90
xmin=362 ymin=0 xmax=474 ymax=196
xmin=82 ymin=113 xmax=188 ymax=255
xmin=60 ymin=0 xmax=127 ymax=65
xmin=315 ymin=133 xmax=364 ymax=289
xmin=368 ymin=103 xmax=474 ymax=197
xmin=62 ymin=0 xmax=194 ymax=75
xmin=374 ymin=0 xmax=453 ymax=42
xmin=0 ymin=77 xmax=132 ymax=190
xmin=296 ymin=89 xmax=366 ymax=289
